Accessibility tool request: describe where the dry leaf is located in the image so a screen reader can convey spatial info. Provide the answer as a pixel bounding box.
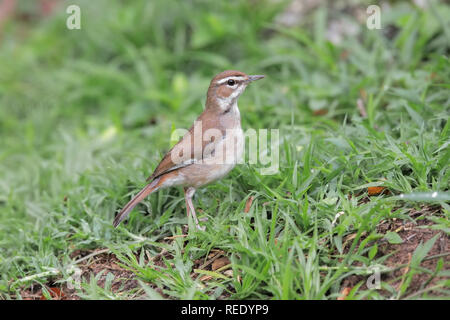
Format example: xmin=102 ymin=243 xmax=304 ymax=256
xmin=207 ymin=252 xmax=217 ymax=259
xmin=199 ymin=275 xmax=213 ymax=282
xmin=40 ymin=287 xmax=65 ymax=300
xmin=164 ymin=234 xmax=187 ymax=240
xmin=224 ymin=270 xmax=233 ymax=277
xmin=359 ymin=88 xmax=367 ymax=101
xmin=357 ymin=98 xmax=367 ymax=118
xmin=397 ymin=253 xmax=413 ymax=292
xmin=337 ymin=287 xmax=351 ymax=300
xmin=368 ymin=186 xmax=386 ymax=196
xmin=244 ymin=196 xmax=254 ymax=213
xmin=212 ymin=256 xmax=230 ymax=271
xmin=313 ymin=109 xmax=328 ymax=116
xmin=344 ymin=233 xmax=358 ymax=242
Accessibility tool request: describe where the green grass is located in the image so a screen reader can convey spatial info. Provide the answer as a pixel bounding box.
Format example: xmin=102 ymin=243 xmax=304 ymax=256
xmin=0 ymin=0 xmax=449 ymax=299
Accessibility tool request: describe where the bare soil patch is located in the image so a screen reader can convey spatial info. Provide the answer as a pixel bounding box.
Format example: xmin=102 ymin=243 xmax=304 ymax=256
xmin=341 ymin=205 xmax=449 ymax=298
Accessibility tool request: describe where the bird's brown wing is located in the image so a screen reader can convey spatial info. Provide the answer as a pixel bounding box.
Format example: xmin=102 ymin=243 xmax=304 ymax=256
xmin=146 ymin=110 xmax=224 ymax=182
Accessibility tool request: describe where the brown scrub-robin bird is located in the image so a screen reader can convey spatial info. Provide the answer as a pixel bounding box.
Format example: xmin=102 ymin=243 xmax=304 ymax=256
xmin=113 ymin=70 xmax=265 ymax=230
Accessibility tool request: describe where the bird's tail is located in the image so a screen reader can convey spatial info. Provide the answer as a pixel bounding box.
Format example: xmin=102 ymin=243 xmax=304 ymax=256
xmin=113 ymin=177 xmax=162 ymax=228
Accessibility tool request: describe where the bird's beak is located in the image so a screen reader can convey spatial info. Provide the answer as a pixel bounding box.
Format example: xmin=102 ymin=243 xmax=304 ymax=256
xmin=247 ymin=75 xmax=265 ymax=82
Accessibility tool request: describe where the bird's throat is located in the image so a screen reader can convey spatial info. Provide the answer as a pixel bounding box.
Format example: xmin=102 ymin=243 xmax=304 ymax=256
xmin=219 ymin=101 xmax=241 ymax=128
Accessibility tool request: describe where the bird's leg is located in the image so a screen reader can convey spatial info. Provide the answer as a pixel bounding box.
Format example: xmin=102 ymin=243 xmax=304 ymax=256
xmin=184 ymin=187 xmax=191 ymax=217
xmin=184 ymin=187 xmax=205 ymax=231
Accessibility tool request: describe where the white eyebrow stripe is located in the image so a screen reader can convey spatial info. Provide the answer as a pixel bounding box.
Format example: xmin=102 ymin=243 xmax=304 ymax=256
xmin=217 ymin=76 xmax=245 ymax=84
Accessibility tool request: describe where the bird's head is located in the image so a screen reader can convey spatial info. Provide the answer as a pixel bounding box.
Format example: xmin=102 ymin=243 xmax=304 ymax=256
xmin=206 ymin=70 xmax=264 ymax=111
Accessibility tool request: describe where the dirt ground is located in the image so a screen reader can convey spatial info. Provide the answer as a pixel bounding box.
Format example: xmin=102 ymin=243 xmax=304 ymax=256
xmin=341 ymin=205 xmax=449 ymax=299
xmin=18 ymin=243 xmax=232 ymax=300
xmin=18 ymin=205 xmax=449 ymax=300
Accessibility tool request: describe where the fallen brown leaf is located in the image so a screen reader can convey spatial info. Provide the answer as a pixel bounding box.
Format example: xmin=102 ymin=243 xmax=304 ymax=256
xmin=164 ymin=234 xmax=187 ymax=240
xmin=368 ymin=186 xmax=386 ymax=196
xmin=357 ymin=98 xmax=367 ymax=118
xmin=199 ymin=275 xmax=213 ymax=282
xmin=224 ymin=270 xmax=233 ymax=277
xmin=212 ymin=256 xmax=230 ymax=271
xmin=359 ymin=88 xmax=367 ymax=101
xmin=313 ymin=109 xmax=328 ymax=116
xmin=244 ymin=196 xmax=254 ymax=213
xmin=337 ymin=287 xmax=351 ymax=300
xmin=40 ymin=287 xmax=65 ymax=300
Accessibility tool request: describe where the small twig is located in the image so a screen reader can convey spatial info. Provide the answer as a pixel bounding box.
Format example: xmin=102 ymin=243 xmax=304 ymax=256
xmin=357 ymin=98 xmax=367 ymax=118
xmin=423 ymin=252 xmax=450 ymax=261
xmin=164 ymin=234 xmax=187 ymax=240
xmin=149 ymin=248 xmax=168 ymax=262
xmin=13 ymin=248 xmax=111 ymax=286
xmin=396 ymin=253 xmax=412 ymax=299
xmin=73 ymin=248 xmax=110 ymax=265
xmin=317 ymin=252 xmax=450 ymax=276
xmin=405 ymin=233 xmax=417 ymax=242
xmin=198 ymin=251 xmax=223 ymax=270
xmin=14 ymin=268 xmax=60 ymax=285
xmin=387 ymin=252 xmax=450 ymax=275
xmin=402 ymin=283 xmax=447 ymax=300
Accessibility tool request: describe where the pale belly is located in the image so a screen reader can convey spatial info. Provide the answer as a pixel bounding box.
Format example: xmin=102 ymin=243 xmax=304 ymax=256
xmin=178 ymin=126 xmax=244 ymax=188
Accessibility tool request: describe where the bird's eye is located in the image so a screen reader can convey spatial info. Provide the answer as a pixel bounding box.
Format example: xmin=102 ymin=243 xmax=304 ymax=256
xmin=227 ymin=79 xmax=236 ymax=86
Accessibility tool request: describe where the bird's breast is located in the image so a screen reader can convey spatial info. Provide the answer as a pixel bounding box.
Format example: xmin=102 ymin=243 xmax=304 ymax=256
xmin=179 ymin=125 xmax=244 ymax=188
